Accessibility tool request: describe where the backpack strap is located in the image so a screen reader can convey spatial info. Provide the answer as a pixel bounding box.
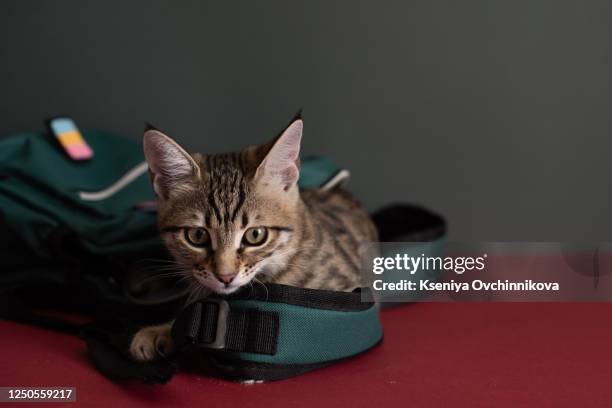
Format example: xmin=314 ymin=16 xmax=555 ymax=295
xmin=170 ymin=284 xmax=383 ymax=381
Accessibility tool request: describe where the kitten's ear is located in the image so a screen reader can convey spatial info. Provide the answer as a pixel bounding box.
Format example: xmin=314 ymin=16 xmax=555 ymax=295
xmin=255 ymin=117 xmax=303 ymax=192
xmin=143 ymin=129 xmax=200 ymax=199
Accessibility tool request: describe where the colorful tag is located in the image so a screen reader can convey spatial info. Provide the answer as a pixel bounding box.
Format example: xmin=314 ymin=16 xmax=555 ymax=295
xmin=48 ymin=117 xmax=93 ymax=161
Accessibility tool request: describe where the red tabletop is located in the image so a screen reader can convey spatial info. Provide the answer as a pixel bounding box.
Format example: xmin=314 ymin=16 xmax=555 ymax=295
xmin=1 ymin=302 xmax=611 ymax=407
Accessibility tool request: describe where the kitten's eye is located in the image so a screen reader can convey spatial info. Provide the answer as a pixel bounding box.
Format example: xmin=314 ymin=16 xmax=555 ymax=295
xmin=243 ymin=227 xmax=268 ymax=246
xmin=185 ymin=228 xmax=210 ymax=247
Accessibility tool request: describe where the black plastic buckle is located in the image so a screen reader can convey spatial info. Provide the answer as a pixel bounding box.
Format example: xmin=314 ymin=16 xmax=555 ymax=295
xmin=199 ymin=299 xmax=229 ymax=350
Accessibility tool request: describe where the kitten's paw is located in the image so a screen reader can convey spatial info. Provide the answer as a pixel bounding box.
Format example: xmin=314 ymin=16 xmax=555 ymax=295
xmin=130 ymin=324 xmax=174 ymax=362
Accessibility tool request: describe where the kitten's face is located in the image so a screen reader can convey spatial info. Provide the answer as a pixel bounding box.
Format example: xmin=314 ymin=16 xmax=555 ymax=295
xmin=143 ymin=118 xmax=303 ymax=295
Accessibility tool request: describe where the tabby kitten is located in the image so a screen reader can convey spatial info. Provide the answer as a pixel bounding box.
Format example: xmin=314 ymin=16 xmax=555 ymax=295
xmin=130 ymin=115 xmax=378 ymax=362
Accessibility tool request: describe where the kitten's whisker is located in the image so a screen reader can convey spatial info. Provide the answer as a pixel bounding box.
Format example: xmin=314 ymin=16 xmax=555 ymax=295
xmin=173 ymin=274 xmax=195 ymax=288
xmin=135 ymin=258 xmax=180 ymax=265
xmin=185 ymin=284 xmax=203 ymax=306
xmin=252 ymin=277 xmax=269 ymax=302
xmin=247 ymin=281 xmax=255 ymax=298
xmin=134 ymin=272 xmax=186 ymax=285
xmin=138 ymin=268 xmax=185 ymax=276
xmin=133 ymin=264 xmax=186 ymax=275
xmin=184 ymin=280 xmax=212 ymax=306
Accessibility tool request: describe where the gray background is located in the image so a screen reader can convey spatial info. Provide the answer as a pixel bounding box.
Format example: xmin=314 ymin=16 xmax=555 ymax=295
xmin=1 ymin=1 xmax=610 ymax=241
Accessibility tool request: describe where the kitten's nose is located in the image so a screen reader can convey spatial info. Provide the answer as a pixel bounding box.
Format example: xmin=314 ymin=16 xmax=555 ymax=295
xmin=216 ymin=273 xmax=236 ymax=284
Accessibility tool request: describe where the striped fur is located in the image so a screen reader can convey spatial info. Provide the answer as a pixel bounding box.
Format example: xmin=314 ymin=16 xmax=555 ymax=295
xmin=156 ymin=149 xmax=378 ymax=294
xmin=130 ymin=117 xmax=378 ymax=362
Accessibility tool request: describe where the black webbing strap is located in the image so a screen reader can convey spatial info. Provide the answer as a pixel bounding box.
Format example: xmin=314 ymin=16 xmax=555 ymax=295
xmin=172 ymin=299 xmax=279 ymax=356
